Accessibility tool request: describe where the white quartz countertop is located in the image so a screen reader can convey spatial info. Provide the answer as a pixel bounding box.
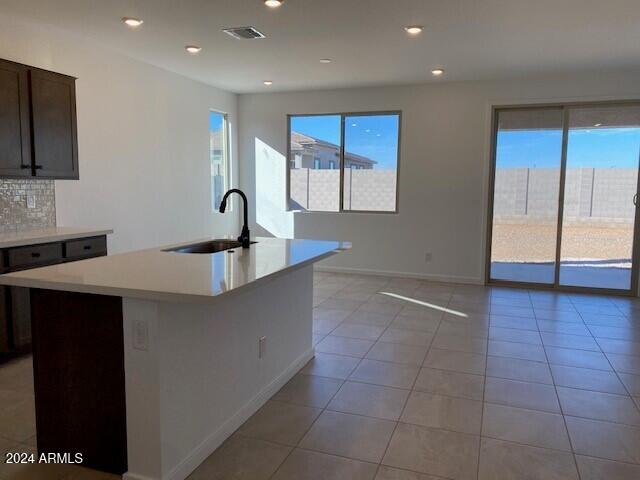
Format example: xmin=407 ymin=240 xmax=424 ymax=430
xmin=0 ymin=236 xmax=350 ymax=304
xmin=0 ymin=227 xmax=113 ymax=248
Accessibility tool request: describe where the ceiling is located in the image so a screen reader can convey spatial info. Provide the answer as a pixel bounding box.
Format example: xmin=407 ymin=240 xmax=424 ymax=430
xmin=3 ymin=0 xmax=640 ymax=93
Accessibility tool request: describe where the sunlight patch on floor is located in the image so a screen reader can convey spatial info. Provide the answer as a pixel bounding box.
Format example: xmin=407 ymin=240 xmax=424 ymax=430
xmin=378 ymin=291 xmax=468 ymax=318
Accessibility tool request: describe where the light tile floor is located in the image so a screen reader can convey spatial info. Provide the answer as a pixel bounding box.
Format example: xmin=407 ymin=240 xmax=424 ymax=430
xmin=3 ymin=271 xmax=640 ymax=479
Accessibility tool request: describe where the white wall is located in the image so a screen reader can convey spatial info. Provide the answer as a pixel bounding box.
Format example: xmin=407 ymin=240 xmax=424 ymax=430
xmin=239 ymin=72 xmax=640 ymax=283
xmin=0 ymin=13 xmax=239 ymax=253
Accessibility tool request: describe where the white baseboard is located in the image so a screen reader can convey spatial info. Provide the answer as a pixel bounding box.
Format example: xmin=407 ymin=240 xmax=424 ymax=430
xmin=149 ymin=348 xmax=314 ymax=480
xmin=314 ymin=265 xmax=484 ymax=285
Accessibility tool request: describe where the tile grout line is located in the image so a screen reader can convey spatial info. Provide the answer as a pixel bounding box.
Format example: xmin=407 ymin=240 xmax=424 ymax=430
xmin=371 ymin=285 xmax=446 ymax=479
xmin=546 ymin=291 xmax=584 ymax=480
xmin=268 ymin=275 xmax=372 ymax=479
xmin=197 ymin=276 xmax=640 ymax=478
xmin=267 ymin=276 xmax=394 ymax=479
xmin=475 ymin=286 xmax=502 ymax=479
xmin=575 ymin=304 xmax=640 ymax=424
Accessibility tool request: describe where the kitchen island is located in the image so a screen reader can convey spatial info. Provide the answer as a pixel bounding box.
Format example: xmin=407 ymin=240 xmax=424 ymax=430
xmin=0 ymin=236 xmax=349 ymax=480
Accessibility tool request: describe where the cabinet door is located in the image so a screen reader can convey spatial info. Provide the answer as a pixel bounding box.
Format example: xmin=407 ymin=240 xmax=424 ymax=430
xmin=30 ymin=69 xmax=78 ymax=179
xmin=0 ymin=287 xmax=10 ymax=354
xmin=0 ymin=59 xmax=31 ymax=177
xmin=10 ymin=287 xmax=31 ymax=350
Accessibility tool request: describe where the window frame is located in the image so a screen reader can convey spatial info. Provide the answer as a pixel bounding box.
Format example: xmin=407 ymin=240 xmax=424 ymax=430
xmin=286 ymin=110 xmax=402 ymax=214
xmin=210 ymin=109 xmax=231 ymax=213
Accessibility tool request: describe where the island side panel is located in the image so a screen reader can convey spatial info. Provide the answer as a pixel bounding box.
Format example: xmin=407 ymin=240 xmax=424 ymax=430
xmin=122 ymin=265 xmax=314 ymax=480
xmin=29 ymin=289 xmax=127 ymax=474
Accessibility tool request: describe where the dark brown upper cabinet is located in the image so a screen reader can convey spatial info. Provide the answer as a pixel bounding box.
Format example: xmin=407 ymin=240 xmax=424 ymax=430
xmin=30 ymin=69 xmax=78 ymax=179
xmin=0 ymin=60 xmax=31 ymax=177
xmin=0 ymin=58 xmax=78 ymax=180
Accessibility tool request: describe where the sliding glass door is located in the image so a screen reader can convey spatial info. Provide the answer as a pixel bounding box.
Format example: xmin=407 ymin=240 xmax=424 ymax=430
xmin=489 ymin=108 xmax=564 ymax=284
xmin=488 ymin=102 xmax=640 ymax=293
xmin=559 ymin=105 xmax=640 ymax=290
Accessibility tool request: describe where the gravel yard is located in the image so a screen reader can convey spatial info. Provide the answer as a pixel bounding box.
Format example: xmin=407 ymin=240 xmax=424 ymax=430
xmin=491 ymin=223 xmax=634 ymax=263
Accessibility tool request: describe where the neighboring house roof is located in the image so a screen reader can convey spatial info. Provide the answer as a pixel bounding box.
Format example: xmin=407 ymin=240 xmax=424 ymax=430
xmin=290 ymin=132 xmax=376 ymax=165
xmin=210 ymin=129 xmax=224 ymax=149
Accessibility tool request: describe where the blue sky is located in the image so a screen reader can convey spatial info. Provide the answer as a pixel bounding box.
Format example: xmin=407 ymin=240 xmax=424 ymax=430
xmin=497 ymin=128 xmax=640 ymax=168
xmin=290 ymin=114 xmax=400 ymax=169
xmin=210 ymin=111 xmax=224 ymax=131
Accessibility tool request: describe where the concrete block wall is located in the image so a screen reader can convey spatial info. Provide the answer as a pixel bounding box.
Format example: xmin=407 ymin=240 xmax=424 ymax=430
xmin=290 ymin=169 xmax=396 ymax=212
xmin=495 ymin=167 xmax=637 ymax=223
xmin=345 ymin=170 xmax=397 ymax=211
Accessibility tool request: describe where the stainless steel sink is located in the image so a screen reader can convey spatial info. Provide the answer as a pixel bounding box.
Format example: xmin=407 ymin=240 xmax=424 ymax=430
xmin=163 ymin=239 xmax=256 ymax=254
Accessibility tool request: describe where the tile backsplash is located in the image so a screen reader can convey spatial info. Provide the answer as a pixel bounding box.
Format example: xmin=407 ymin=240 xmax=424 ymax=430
xmin=0 ymin=179 xmax=56 ymax=232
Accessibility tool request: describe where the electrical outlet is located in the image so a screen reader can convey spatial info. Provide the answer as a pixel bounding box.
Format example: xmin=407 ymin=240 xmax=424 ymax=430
xmin=259 ymin=336 xmax=266 ymax=359
xmin=425 ymin=252 xmax=432 ymax=263
xmin=26 ymin=195 xmax=36 ymax=209
xmin=133 ymin=319 xmax=149 ymax=351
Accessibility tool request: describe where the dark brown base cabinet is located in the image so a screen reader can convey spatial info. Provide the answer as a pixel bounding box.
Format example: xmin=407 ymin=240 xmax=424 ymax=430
xmin=0 ymin=58 xmax=78 ymax=180
xmin=0 ymin=235 xmax=107 ymax=358
xmin=31 ymin=289 xmax=127 ymax=474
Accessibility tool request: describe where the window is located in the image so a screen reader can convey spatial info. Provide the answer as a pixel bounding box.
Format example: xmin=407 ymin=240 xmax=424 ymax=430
xmin=210 ymin=111 xmax=229 ymax=211
xmin=288 ymin=112 xmax=400 ymax=212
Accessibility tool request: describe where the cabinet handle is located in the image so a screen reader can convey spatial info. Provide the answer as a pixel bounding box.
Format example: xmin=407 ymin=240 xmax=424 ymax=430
xmin=20 ymin=164 xmax=31 ymax=169
xmin=31 ymin=252 xmax=41 ymax=258
xmin=83 ymin=245 xmax=92 ymax=251
xmin=34 ymin=165 xmax=43 ymax=170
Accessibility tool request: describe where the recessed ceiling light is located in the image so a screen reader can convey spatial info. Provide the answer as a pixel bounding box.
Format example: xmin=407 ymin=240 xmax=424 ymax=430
xmin=185 ymin=45 xmax=202 ymax=54
xmin=263 ymin=80 xmax=273 ymax=86
xmin=431 ymin=68 xmax=445 ymax=76
xmin=594 ymin=123 xmax=602 ymax=127
xmin=351 ymin=123 xmax=357 ymax=127
xmin=264 ymin=0 xmax=284 ymax=8
xmin=122 ymin=17 xmax=144 ymax=28
xmin=319 ymin=58 xmax=332 ymax=64
xmin=404 ymin=25 xmax=424 ymax=35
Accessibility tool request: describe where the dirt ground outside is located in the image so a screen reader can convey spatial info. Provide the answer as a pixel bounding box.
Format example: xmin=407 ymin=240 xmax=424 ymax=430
xmin=491 ymin=223 xmax=634 ymax=263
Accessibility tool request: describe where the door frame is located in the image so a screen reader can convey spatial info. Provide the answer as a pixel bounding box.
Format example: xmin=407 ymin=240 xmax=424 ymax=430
xmin=485 ymin=99 xmax=640 ymax=296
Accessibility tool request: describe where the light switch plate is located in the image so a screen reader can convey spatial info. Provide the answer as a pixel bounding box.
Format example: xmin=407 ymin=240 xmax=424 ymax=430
xmin=133 ymin=319 xmax=149 ymax=351
xmin=26 ymin=195 xmax=36 ymax=209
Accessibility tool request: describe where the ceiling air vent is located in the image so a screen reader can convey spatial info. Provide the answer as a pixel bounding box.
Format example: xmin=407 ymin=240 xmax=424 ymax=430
xmin=223 ymin=26 xmax=266 ymax=40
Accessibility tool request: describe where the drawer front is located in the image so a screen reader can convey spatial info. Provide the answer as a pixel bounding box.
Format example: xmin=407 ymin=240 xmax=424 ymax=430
xmin=64 ymin=236 xmax=107 ymax=260
xmin=7 ymin=242 xmax=63 ymax=269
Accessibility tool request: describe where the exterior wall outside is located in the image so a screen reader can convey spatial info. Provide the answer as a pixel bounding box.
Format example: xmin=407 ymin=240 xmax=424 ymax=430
xmin=292 ymin=145 xmax=373 ymax=170
xmin=210 ymin=128 xmax=227 ymax=210
xmin=290 ymin=132 xmax=375 ymax=170
xmin=290 ymin=169 xmax=341 ymax=211
xmin=292 ymin=166 xmax=634 ymax=216
xmin=308 ymin=170 xmax=340 ymax=211
xmin=344 ymin=169 xmax=397 ymax=211
xmin=494 ymin=167 xmax=637 ymax=224
xmin=291 ymin=169 xmax=397 ymax=212
xmin=307 ymin=144 xmax=341 ymax=170
xmin=0 ymin=179 xmax=55 ymax=231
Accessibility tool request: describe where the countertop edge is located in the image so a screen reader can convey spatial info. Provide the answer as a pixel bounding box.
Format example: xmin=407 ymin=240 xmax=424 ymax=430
xmin=0 ymin=228 xmax=114 ymax=249
xmin=0 ymin=247 xmax=344 ymax=304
